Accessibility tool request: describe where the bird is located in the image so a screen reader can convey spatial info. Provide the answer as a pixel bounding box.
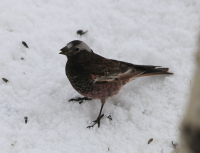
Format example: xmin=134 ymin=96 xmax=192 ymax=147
xmin=59 ymin=40 xmax=173 ymax=128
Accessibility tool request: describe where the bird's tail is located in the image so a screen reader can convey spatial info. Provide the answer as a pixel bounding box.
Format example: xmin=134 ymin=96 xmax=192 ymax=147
xmin=139 ymin=68 xmax=173 ymax=77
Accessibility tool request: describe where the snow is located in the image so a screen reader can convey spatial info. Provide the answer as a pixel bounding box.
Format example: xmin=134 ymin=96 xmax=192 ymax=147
xmin=0 ymin=0 xmax=200 ymax=152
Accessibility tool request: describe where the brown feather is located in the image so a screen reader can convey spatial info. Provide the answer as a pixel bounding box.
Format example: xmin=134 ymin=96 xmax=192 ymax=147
xmin=82 ymin=53 xmax=172 ymax=83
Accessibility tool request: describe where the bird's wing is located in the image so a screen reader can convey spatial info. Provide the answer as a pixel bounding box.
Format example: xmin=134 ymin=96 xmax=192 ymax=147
xmin=83 ymin=53 xmax=160 ymax=83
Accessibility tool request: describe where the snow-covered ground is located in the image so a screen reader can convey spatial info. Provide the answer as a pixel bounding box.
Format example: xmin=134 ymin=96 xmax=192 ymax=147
xmin=0 ymin=0 xmax=200 ymax=152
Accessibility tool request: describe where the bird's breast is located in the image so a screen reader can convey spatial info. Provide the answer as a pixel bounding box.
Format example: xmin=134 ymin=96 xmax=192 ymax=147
xmin=65 ymin=62 xmax=127 ymax=99
xmin=65 ymin=62 xmax=93 ymax=95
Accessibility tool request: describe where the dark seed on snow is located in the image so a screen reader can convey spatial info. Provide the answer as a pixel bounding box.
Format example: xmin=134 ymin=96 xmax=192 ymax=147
xmin=24 ymin=116 xmax=28 ymax=124
xmin=77 ymin=30 xmax=88 ymax=36
xmin=2 ymin=78 xmax=9 ymax=83
xmin=22 ymin=41 xmax=29 ymax=48
xmin=172 ymin=141 xmax=178 ymax=149
xmin=107 ymin=115 xmax=112 ymax=120
xmin=148 ymin=138 xmax=153 ymax=144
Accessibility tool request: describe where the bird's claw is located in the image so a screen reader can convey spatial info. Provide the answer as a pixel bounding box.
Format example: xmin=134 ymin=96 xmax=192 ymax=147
xmin=68 ymin=97 xmax=92 ymax=104
xmin=87 ymin=114 xmax=104 ymax=128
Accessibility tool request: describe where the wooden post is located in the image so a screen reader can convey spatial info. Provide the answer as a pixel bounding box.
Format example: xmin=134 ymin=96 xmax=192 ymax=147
xmin=180 ymin=35 xmax=200 ymax=153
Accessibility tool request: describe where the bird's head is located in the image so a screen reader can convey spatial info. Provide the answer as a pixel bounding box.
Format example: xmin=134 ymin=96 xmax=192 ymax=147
xmin=60 ymin=40 xmax=93 ymax=59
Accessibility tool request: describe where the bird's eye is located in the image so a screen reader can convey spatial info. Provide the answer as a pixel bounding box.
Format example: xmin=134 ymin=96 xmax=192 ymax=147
xmin=75 ymin=48 xmax=80 ymax=51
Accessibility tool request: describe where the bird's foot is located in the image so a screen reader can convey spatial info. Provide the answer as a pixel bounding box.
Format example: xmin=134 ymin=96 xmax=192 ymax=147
xmin=68 ymin=97 xmax=92 ymax=104
xmin=87 ymin=114 xmax=104 ymax=128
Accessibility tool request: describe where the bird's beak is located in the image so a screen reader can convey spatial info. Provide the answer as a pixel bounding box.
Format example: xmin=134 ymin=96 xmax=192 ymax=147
xmin=59 ymin=52 xmax=64 ymax=55
xmin=59 ymin=46 xmax=69 ymax=55
xmin=59 ymin=51 xmax=65 ymax=55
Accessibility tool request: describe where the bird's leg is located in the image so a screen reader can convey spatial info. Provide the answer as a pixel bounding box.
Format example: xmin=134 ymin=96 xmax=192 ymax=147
xmin=68 ymin=97 xmax=92 ymax=104
xmin=87 ymin=99 xmax=105 ymax=128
